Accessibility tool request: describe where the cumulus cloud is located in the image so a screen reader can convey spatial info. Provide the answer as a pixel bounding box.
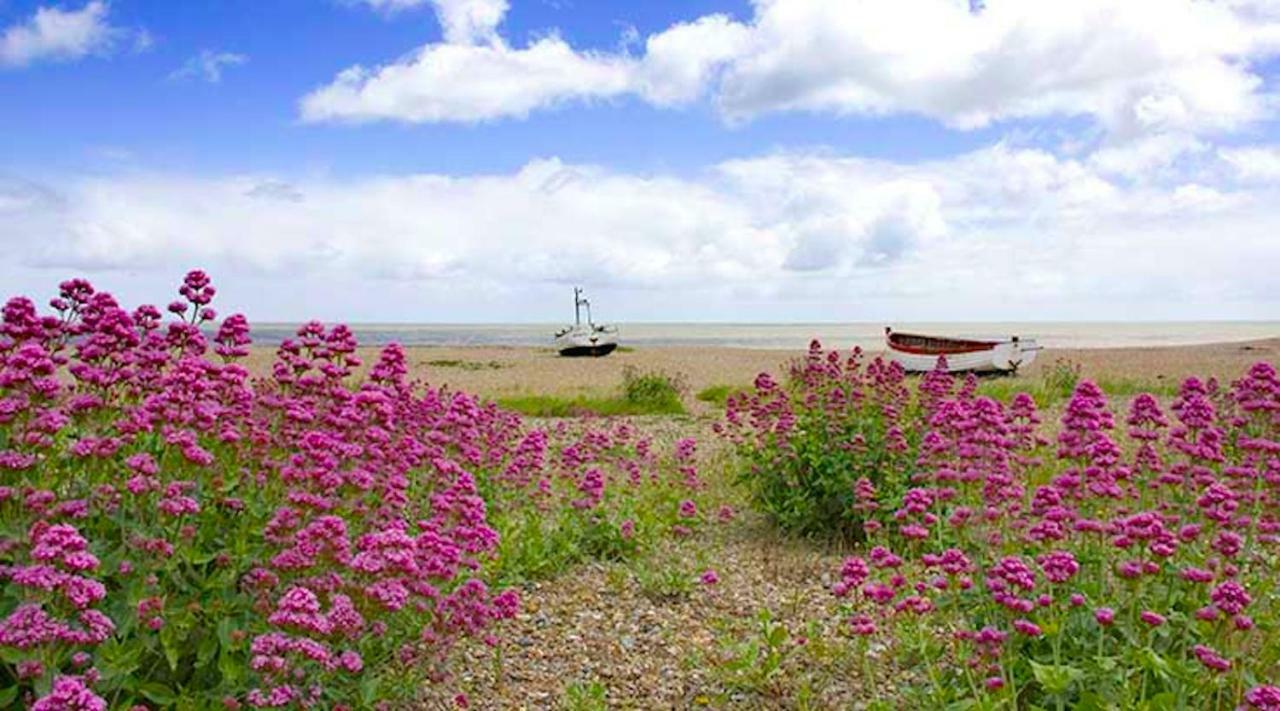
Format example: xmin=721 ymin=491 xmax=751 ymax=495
xmin=301 ymin=38 xmax=633 ymax=123
xmin=1219 ymin=146 xmax=1280 ymax=182
xmin=0 ymin=1 xmax=142 ymax=68
xmin=302 ymin=0 xmax=1280 ymax=134
xmin=3 ymin=143 xmax=1278 ymax=319
xmin=169 ymin=49 xmax=248 ymax=83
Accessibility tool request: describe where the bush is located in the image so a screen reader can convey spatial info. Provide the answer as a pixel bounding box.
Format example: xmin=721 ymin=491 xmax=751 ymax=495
xmin=0 ymin=272 xmax=715 ymax=707
xmin=621 ymin=367 xmax=686 ymax=411
xmin=695 ymin=384 xmax=746 ymax=407
xmin=1042 ymin=357 xmax=1082 ymax=401
xmin=715 ymin=341 xmax=923 ymax=540
xmin=0 ymin=272 xmax=526 ymax=707
xmin=828 ymin=362 xmax=1280 ymax=709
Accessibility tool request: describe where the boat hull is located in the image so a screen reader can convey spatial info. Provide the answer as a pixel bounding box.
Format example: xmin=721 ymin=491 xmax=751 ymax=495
xmin=886 ymin=334 xmax=1039 ymax=373
xmin=555 ymin=326 xmax=619 ymax=357
xmin=558 ymin=343 xmax=618 ymax=357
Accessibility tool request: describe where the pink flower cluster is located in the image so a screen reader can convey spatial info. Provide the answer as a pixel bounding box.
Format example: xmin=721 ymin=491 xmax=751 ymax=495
xmin=723 ymin=342 xmax=1278 ymax=707
xmin=1 ymin=270 xmax=713 ymax=707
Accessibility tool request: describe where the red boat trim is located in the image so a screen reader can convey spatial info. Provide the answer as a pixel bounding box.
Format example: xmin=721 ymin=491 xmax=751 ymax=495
xmin=887 ymin=332 xmax=999 ymax=355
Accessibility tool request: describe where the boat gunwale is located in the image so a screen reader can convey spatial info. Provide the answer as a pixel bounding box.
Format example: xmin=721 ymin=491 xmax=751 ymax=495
xmin=886 ymin=331 xmax=1003 ymax=355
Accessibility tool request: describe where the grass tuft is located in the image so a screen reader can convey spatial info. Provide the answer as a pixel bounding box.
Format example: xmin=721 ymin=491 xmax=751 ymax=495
xmin=695 ymin=384 xmax=748 ymax=407
xmin=426 ymin=358 xmax=508 ymax=370
xmin=974 ymin=357 xmax=1179 ymax=407
xmin=498 ymin=368 xmax=687 ymax=417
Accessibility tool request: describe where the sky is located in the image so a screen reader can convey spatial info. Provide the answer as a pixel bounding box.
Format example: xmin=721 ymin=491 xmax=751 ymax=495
xmin=2 ymin=0 xmax=1280 ymax=324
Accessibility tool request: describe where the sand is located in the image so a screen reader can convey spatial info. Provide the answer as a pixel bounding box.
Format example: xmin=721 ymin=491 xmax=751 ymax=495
xmin=245 ymin=337 xmax=1279 ymax=405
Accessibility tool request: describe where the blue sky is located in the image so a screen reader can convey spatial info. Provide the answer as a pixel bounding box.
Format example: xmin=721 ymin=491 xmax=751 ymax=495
xmin=2 ymin=0 xmax=1280 ymax=322
xmin=1 ymin=0 xmax=1005 ymax=177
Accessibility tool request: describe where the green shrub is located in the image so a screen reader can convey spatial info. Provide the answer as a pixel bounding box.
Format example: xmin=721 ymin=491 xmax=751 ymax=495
xmin=498 ymin=368 xmax=688 ymax=417
xmin=1042 ymin=357 xmax=1082 ymax=400
xmin=717 ymin=342 xmax=917 ymax=540
xmin=695 ymin=384 xmax=747 ymax=406
xmin=622 ymin=366 xmax=686 ymax=409
xmin=562 ymin=680 xmax=609 ymax=710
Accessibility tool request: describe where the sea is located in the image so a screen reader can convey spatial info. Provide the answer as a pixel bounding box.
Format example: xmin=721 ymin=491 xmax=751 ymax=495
xmin=247 ymin=322 xmax=1280 ymax=351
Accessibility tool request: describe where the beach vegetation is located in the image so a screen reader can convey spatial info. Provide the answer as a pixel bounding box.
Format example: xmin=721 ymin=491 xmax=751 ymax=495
xmin=621 ymin=366 xmax=686 ymax=411
xmin=717 ymin=341 xmax=919 ymax=540
xmin=716 ymin=339 xmax=1280 ymax=709
xmin=695 ymin=383 xmax=748 ymax=406
xmin=0 ymin=271 xmax=719 ymax=708
xmin=425 ymin=358 xmax=509 ymax=370
xmin=497 ymin=367 xmax=688 ymax=417
xmin=561 ymin=679 xmax=608 ymax=710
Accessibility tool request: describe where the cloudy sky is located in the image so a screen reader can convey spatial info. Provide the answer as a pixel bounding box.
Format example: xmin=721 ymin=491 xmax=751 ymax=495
xmin=2 ymin=0 xmax=1279 ymax=323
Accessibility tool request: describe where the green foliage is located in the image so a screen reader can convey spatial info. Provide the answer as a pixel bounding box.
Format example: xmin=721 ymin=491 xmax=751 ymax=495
xmin=482 ymin=427 xmax=708 ymax=588
xmin=426 ymin=358 xmax=508 ymax=370
xmin=712 ymin=609 xmax=797 ymax=697
xmin=561 ymin=679 xmax=609 ymax=710
xmin=496 ymin=393 xmax=686 ymax=417
xmin=631 ymin=557 xmax=695 ymax=603
xmin=721 ymin=346 xmax=916 ymax=540
xmin=695 ymin=384 xmax=747 ymax=406
xmin=497 ymin=368 xmax=689 ymax=417
xmin=976 ymin=358 xmax=1175 ymax=407
xmin=1043 ymin=357 xmax=1083 ymax=400
xmin=621 ymin=366 xmax=686 ymax=410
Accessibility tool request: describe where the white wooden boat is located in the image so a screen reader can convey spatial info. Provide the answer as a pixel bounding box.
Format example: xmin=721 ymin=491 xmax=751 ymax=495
xmin=884 ymin=327 xmax=1039 ymax=373
xmin=554 ymin=288 xmax=618 ymax=357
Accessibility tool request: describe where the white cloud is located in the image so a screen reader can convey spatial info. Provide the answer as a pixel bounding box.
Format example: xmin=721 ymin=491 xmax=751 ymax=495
xmin=301 ymin=37 xmax=634 ymax=123
xmin=169 ymin=49 xmax=248 ymax=83
xmin=0 ymin=1 xmax=140 ymax=67
xmin=1088 ymin=133 xmax=1208 ymax=180
xmin=350 ymin=0 xmax=508 ymax=44
xmin=635 ymin=15 xmax=751 ymax=105
xmin=302 ymin=0 xmax=1280 ymax=134
xmin=429 ymin=0 xmax=508 ymax=44
xmin=4 ymin=142 xmax=1278 ymax=320
xmin=1219 ymin=146 xmax=1280 ymax=182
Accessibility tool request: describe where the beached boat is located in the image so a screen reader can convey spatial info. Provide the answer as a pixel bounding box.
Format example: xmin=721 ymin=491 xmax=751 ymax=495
xmin=554 ymin=287 xmax=618 ymax=357
xmin=884 ymin=327 xmax=1039 ymax=373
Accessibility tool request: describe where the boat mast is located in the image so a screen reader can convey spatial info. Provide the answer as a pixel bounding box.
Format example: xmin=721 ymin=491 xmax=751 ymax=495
xmin=574 ymin=287 xmax=582 ymax=326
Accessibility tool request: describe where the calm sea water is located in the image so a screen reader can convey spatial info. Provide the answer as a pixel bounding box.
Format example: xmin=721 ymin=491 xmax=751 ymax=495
xmin=248 ymin=322 xmax=1280 ymax=351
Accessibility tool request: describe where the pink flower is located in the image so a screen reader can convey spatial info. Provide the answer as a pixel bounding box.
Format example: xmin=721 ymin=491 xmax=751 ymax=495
xmin=1210 ymin=580 xmax=1251 ymax=615
xmin=32 ymin=675 xmax=106 ymax=710
xmin=1037 ymin=550 xmax=1079 ymax=584
xmin=1245 ymin=686 xmax=1280 ymax=710
xmin=1139 ymin=610 xmax=1166 ymax=627
xmin=1094 ymin=607 xmax=1115 ymax=626
xmin=849 ymin=614 xmax=876 ymax=636
xmin=1012 ymin=619 xmax=1042 ymax=637
xmin=700 ymin=570 xmax=719 ymax=585
xmin=1193 ymin=644 xmax=1231 ymax=672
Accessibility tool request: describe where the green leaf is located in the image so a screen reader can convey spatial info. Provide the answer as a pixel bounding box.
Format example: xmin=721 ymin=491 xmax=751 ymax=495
xmin=160 ymin=623 xmax=183 ymax=672
xmin=139 ymin=682 xmax=177 ymax=705
xmin=1031 ymin=660 xmax=1083 ymax=696
xmin=219 ymin=648 xmax=245 ymax=686
xmin=1136 ymin=647 xmax=1172 ymax=680
xmin=359 ymin=674 xmax=381 ymax=706
xmin=0 ymin=686 xmax=19 ymax=707
xmin=196 ymin=632 xmax=219 ymax=667
xmin=1141 ymin=692 xmax=1178 ymax=711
